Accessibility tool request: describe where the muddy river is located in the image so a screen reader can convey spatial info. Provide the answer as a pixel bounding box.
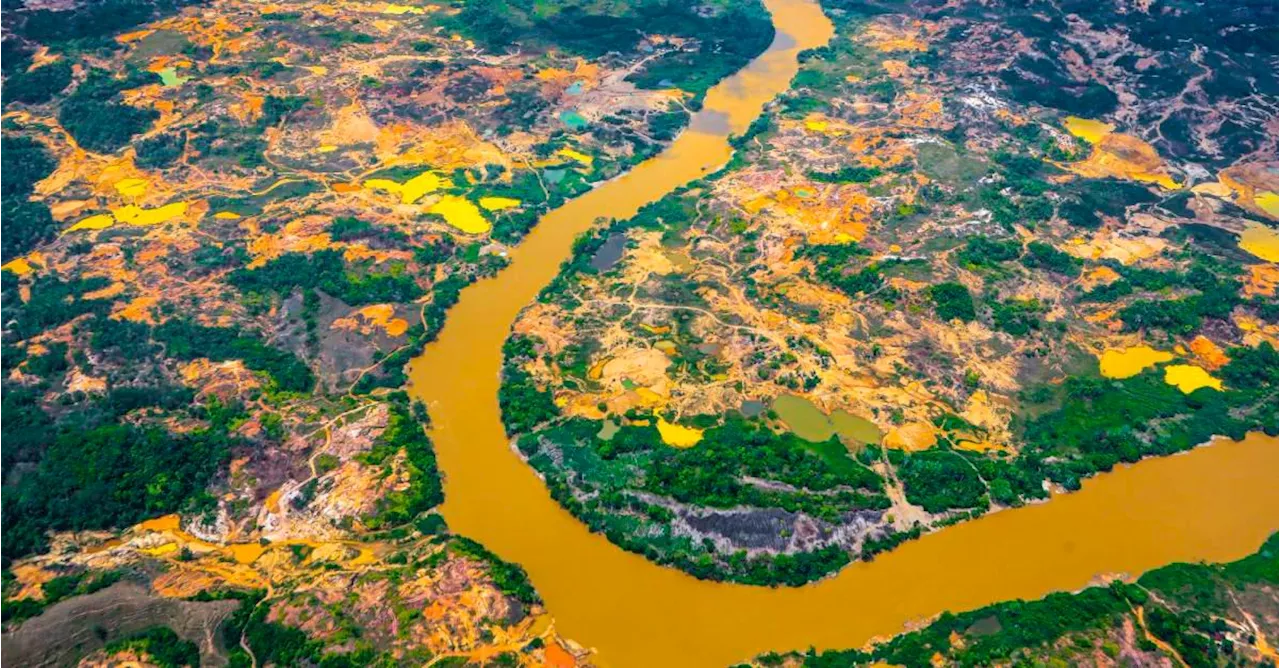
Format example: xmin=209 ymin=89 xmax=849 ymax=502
xmin=406 ymin=0 xmax=1279 ymax=665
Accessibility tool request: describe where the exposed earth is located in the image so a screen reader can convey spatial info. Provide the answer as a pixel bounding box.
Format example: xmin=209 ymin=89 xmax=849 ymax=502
xmin=499 ymin=0 xmax=1279 ymax=585
xmin=0 ymin=0 xmax=1276 ymax=665
xmin=0 ymin=0 xmax=773 ymax=663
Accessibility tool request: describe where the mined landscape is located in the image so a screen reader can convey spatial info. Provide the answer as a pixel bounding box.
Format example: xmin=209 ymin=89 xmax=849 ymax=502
xmin=0 ymin=0 xmax=771 ymax=663
xmin=500 ymin=0 xmax=1279 ymax=585
xmin=1 ymin=0 xmax=1277 ymax=666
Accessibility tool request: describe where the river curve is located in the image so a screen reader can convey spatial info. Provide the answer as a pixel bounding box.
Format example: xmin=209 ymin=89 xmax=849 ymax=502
xmin=406 ymin=1 xmax=1280 ymax=665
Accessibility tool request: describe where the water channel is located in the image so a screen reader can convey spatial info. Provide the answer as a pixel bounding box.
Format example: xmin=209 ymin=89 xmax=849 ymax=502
xmin=406 ymin=2 xmax=1279 ymax=664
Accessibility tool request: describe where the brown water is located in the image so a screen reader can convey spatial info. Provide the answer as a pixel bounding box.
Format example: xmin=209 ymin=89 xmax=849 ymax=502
xmin=406 ymin=1 xmax=1278 ymax=665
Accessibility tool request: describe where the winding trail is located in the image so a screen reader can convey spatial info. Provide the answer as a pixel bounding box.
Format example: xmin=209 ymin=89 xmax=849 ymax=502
xmin=406 ymin=1 xmax=1279 ymax=665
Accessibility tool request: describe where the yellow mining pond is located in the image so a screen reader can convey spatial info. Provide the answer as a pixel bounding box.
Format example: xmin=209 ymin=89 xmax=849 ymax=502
xmin=1063 ymin=116 xmax=1114 ymax=144
xmin=1098 ymin=345 xmax=1174 ymax=379
xmin=655 ymin=416 xmax=704 ymax=448
xmin=1163 ymin=364 xmax=1223 ymax=394
xmin=428 ymin=195 xmax=491 ymax=234
xmin=406 ymin=1 xmax=1278 ymax=665
xmin=1240 ymin=221 xmax=1280 ymax=263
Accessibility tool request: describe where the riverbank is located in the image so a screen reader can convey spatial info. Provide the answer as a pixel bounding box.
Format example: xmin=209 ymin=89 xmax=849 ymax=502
xmin=404 ymin=0 xmax=1278 ymax=663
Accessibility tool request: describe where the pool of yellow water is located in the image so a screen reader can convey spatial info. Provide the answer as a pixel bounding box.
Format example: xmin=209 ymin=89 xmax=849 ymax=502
xmin=557 ymin=148 xmax=594 ymax=166
xmin=428 ymin=195 xmax=490 ymax=234
xmin=655 ymin=416 xmax=704 ymax=448
xmin=1255 ymin=191 xmax=1279 ymax=219
xmin=1098 ymin=345 xmax=1174 ymax=379
xmin=1163 ymin=364 xmax=1223 ymax=394
xmin=1063 ymin=116 xmax=1114 ymax=144
xmin=1240 ymin=221 xmax=1280 ymax=263
xmin=405 ymin=2 xmax=1278 ymax=665
xmin=364 ymin=171 xmax=447 ymax=204
xmin=480 ymin=196 xmax=522 ymax=211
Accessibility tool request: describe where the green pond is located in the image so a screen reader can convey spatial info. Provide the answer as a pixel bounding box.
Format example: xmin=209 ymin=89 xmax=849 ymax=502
xmin=157 ymin=67 xmax=192 ymax=87
xmin=771 ymin=393 xmax=880 ymax=448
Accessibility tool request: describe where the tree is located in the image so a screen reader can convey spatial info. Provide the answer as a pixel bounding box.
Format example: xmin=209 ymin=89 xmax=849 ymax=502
xmin=929 ymin=282 xmax=976 ymax=322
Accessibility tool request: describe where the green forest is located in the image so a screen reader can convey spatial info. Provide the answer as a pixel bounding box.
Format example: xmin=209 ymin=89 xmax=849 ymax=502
xmin=442 ymin=0 xmax=773 ymax=97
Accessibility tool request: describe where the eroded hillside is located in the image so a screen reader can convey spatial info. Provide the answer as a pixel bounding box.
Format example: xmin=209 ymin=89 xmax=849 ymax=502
xmin=500 ymin=1 xmax=1280 ymax=585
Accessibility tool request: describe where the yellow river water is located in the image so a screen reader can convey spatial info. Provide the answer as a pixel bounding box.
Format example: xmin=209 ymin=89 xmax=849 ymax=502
xmin=406 ymin=1 xmax=1278 ymax=665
